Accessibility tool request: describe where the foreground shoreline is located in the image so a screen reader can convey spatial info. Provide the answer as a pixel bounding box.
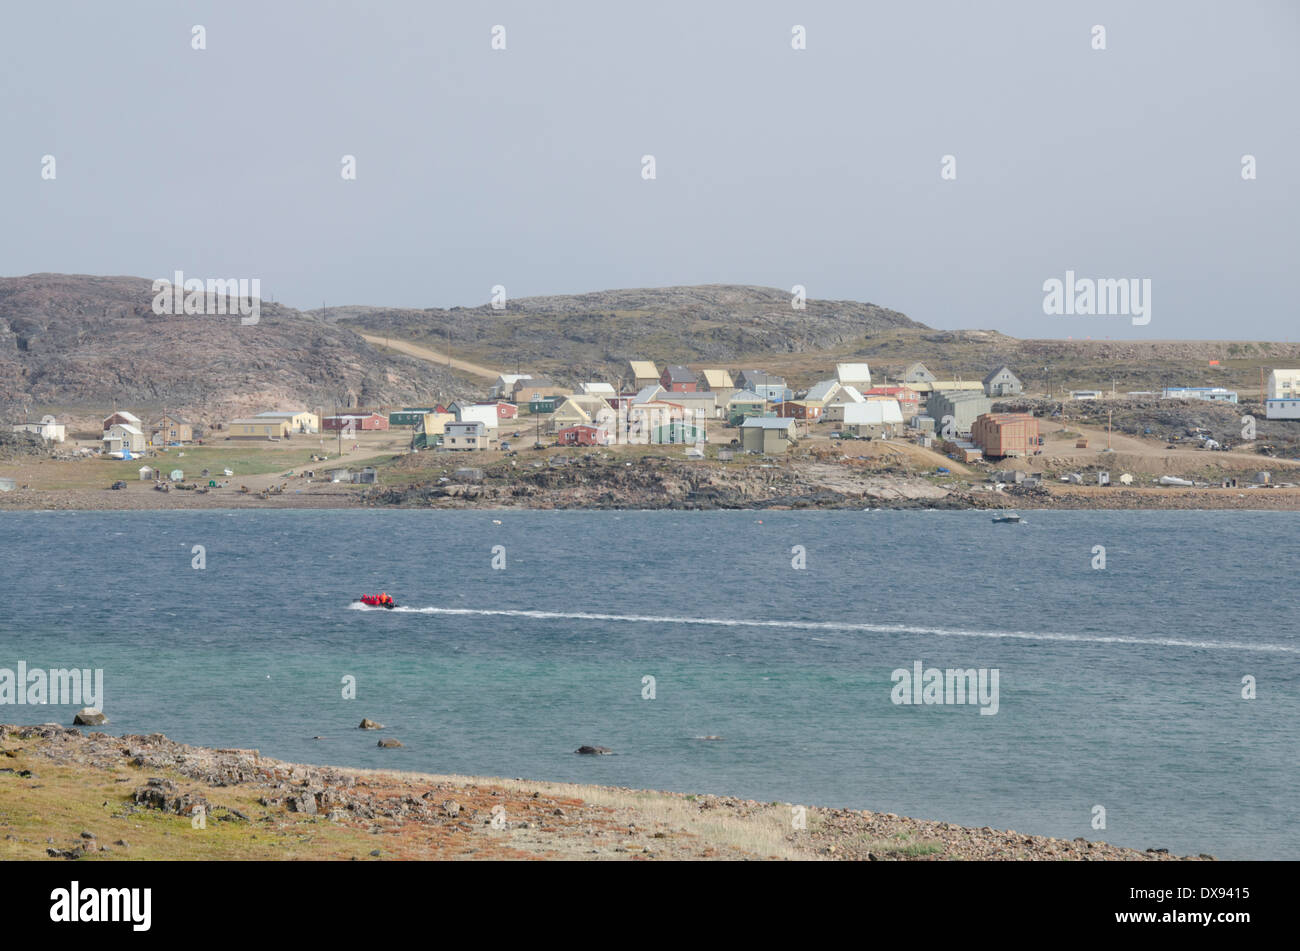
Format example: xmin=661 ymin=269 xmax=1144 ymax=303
xmin=1 ymin=723 xmax=1210 ymax=861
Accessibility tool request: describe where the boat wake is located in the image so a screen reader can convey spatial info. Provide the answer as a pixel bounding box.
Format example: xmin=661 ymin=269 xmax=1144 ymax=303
xmin=355 ymin=605 xmax=1297 ymax=654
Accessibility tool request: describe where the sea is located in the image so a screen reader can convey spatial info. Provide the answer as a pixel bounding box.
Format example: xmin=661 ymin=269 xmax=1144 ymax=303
xmin=0 ymin=508 xmax=1295 ymax=859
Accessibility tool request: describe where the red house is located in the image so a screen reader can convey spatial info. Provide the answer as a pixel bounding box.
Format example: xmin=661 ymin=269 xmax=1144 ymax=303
xmin=480 ymin=401 xmax=518 ymax=421
xmin=323 ymin=412 xmax=389 ymax=431
xmin=862 ymin=386 xmax=920 ymax=417
xmin=660 ymin=365 xmax=698 ymax=393
xmin=557 ymin=424 xmax=610 ymax=446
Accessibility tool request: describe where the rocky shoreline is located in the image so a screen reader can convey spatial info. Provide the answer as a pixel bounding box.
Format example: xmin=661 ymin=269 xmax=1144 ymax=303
xmin=2 ymin=723 xmax=1211 ymax=861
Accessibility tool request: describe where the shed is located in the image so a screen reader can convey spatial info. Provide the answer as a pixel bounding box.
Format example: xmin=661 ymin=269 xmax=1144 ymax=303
xmin=139 ymin=466 xmax=155 ymax=480
xmin=453 ymin=467 xmax=484 ymax=482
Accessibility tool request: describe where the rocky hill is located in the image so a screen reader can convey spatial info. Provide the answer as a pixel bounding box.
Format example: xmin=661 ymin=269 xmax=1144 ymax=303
xmin=330 ymin=284 xmax=926 ymax=384
xmin=0 ymin=274 xmax=461 ymax=423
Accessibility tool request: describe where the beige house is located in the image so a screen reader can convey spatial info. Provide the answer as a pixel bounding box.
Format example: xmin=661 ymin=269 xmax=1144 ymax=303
xmin=740 ymin=417 xmax=798 ymax=454
xmin=420 ymin=412 xmax=456 ymax=435
xmin=150 ymin=413 xmax=194 ymax=445
xmin=103 ymin=411 xmax=142 ymax=431
xmin=228 ymin=417 xmax=291 ymax=439
xmin=444 ymin=420 xmax=494 ymax=450
xmin=253 ymin=410 xmax=319 ymax=433
xmin=12 ymin=415 xmax=66 ymax=443
xmin=103 ymin=423 xmax=147 ymax=453
xmin=629 ymin=361 xmax=660 ymax=390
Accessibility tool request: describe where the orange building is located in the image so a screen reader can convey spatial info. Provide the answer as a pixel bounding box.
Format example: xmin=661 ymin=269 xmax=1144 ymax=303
xmin=971 ymin=413 xmax=1039 ymax=458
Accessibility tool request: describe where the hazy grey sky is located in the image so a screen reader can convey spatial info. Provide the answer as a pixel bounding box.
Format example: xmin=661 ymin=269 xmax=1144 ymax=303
xmin=3 ymin=1 xmax=1296 ymax=339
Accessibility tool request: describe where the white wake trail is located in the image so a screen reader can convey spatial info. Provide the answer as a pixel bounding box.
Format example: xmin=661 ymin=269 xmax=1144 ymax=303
xmin=371 ymin=605 xmax=1297 ymax=654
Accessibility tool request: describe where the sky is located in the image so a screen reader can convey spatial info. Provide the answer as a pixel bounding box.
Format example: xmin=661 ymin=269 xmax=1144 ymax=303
xmin=2 ymin=0 xmax=1296 ymax=339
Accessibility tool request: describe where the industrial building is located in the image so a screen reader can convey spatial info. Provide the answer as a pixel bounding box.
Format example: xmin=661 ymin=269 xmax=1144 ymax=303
xmin=971 ymin=412 xmax=1040 ymax=458
xmin=927 ymin=391 xmax=994 ymax=435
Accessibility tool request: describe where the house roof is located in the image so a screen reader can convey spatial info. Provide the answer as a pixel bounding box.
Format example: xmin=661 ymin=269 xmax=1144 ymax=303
xmin=255 ymin=410 xmax=310 ymax=418
xmin=700 ymin=369 xmax=733 ymax=388
xmin=662 ymin=364 xmax=695 ymax=383
xmin=741 ymin=417 xmax=794 ymax=430
xmin=831 ymin=386 xmax=865 ymax=404
xmin=835 ymin=362 xmax=872 ymax=384
xmin=738 ymin=370 xmax=784 ymax=386
xmin=105 ymin=424 xmax=143 ymax=435
xmin=633 ymin=384 xmax=665 ymax=404
xmin=580 ymin=382 xmax=616 ymax=395
xmin=804 ymin=379 xmax=841 ymax=403
xmin=727 ymin=390 xmax=765 ymax=404
xmin=629 ymin=360 xmax=659 ymax=379
xmin=106 ymin=411 xmax=141 ymax=423
xmin=983 ymin=365 xmax=1019 ymax=385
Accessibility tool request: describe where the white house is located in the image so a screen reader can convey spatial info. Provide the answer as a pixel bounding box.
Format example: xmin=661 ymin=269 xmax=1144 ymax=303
xmin=835 ymin=363 xmax=872 ymax=388
xmin=444 ymin=420 xmax=492 ymax=450
xmin=1267 ymin=370 xmax=1300 ymax=400
xmin=11 ymin=414 xmax=66 ymax=443
xmin=452 ymin=404 xmax=499 ymax=430
xmin=1265 ymin=399 xmax=1300 ymax=420
xmin=842 ymin=399 xmax=903 ymax=427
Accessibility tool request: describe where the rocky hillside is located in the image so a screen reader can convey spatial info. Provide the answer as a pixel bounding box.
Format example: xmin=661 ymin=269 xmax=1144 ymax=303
xmin=0 ymin=274 xmax=461 ymax=423
xmin=330 ymin=285 xmax=925 ymax=384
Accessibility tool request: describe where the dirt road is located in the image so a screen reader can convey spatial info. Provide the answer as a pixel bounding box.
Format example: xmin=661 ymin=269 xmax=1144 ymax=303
xmin=360 ymin=334 xmax=502 ymax=381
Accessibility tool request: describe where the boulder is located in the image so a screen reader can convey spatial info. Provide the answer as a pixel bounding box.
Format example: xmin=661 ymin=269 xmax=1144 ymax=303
xmin=358 ymin=718 xmax=384 ymax=730
xmin=73 ymin=708 xmax=108 ymax=726
xmin=377 ymin=738 xmax=403 ymax=748
xmin=575 ymin=745 xmax=612 ymax=755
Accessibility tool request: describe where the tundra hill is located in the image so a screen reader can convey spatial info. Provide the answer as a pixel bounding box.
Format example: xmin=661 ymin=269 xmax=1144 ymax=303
xmin=329 ymin=284 xmax=924 ymax=385
xmin=331 ymin=286 xmax=1299 ymax=394
xmin=0 ymin=274 xmax=462 ymax=424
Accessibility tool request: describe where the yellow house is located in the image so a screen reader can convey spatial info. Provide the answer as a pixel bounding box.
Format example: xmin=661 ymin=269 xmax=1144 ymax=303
xmin=253 ymin=410 xmax=319 ymax=433
xmin=551 ymin=395 xmax=611 ymax=431
xmin=228 ymin=417 xmax=291 ymax=439
xmin=629 ymin=361 xmax=660 ymax=390
xmin=420 ymin=412 xmax=456 ymax=435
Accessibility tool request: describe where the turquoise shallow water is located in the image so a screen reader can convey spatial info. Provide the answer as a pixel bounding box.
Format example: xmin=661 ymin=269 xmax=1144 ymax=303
xmin=0 ymin=508 xmax=1295 ymax=859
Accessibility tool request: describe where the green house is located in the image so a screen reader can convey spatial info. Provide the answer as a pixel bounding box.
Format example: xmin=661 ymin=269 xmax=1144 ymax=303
xmin=726 ymin=390 xmax=766 ymax=426
xmin=389 ymin=408 xmax=436 ymax=427
xmin=529 ymin=396 xmax=562 ymax=414
xmin=651 ymin=422 xmax=707 ymax=444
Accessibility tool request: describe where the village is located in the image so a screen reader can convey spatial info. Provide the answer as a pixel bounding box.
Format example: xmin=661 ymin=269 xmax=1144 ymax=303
xmin=3 ymin=360 xmax=1300 ymax=506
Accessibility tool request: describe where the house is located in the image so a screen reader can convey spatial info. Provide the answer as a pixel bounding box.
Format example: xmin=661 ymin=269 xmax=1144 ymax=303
xmin=841 ymin=400 xmax=903 ymax=437
xmin=528 ymin=395 xmax=563 ymax=414
xmin=652 ymin=421 xmax=707 ymax=444
xmin=103 ymin=411 xmax=142 ymax=431
xmin=739 ymin=417 xmax=797 ymax=454
xmin=1265 ymin=399 xmax=1300 ymax=419
xmin=552 ymin=395 xmax=613 ymax=430
xmin=1162 ymin=387 xmax=1238 ymax=404
xmin=444 ymin=420 xmax=492 ymax=450
xmin=628 ymin=361 xmax=660 ymax=390
xmin=821 ymin=388 xmax=871 ymax=423
xmin=657 ymin=390 xmax=718 ymax=419
xmin=971 ymin=413 xmax=1040 ymax=458
xmin=409 ymin=412 xmax=457 ymax=449
xmin=1266 ymin=370 xmax=1300 ymax=400
xmin=660 ymin=365 xmax=698 ymax=393
xmin=862 ymin=386 xmax=921 ymax=418
xmin=557 ymin=424 xmax=611 ymax=446
xmin=776 ymin=400 xmax=822 ymax=421
xmin=102 ymin=423 xmax=147 ymax=453
xmin=254 ymin=410 xmax=319 ymax=433
xmin=450 ymin=403 xmax=500 ymax=429
xmin=579 ymin=382 xmax=617 ymax=397
xmin=388 ymin=408 xmax=438 ymax=427
xmin=699 ymin=369 xmax=736 ymax=404
xmin=835 ymin=363 xmax=872 ymax=389
xmin=482 ymin=401 xmax=518 ymax=421
xmin=902 ymin=363 xmax=937 ymax=384
xmin=628 ymin=398 xmax=686 ymax=439
xmin=11 ymin=415 xmax=66 ymax=443
xmin=150 ymin=413 xmax=193 ymax=445
xmin=491 ymin=374 xmax=531 ymax=399
xmin=726 ymin=390 xmax=767 ymax=425
xmin=928 ymin=392 xmax=994 ymax=435
xmin=228 ymin=417 xmax=290 ymax=438
xmin=803 ymin=380 xmax=843 ymax=405
xmin=511 ymin=377 xmax=568 ymax=403
xmin=734 ymin=370 xmax=787 ymax=403
xmin=323 ymin=412 xmax=389 ymax=431
xmin=982 ymin=366 xmax=1023 ymax=397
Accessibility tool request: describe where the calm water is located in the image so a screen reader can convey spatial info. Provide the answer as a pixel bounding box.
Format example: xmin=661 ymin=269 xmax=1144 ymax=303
xmin=1 ymin=509 xmax=1295 ymax=859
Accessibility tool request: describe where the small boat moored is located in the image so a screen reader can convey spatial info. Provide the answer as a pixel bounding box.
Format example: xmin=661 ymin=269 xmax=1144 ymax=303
xmin=991 ymin=513 xmax=1022 ymax=524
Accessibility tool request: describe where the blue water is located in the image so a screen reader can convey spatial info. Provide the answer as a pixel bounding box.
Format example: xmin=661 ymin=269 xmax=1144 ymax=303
xmin=1 ymin=509 xmax=1295 ymax=859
